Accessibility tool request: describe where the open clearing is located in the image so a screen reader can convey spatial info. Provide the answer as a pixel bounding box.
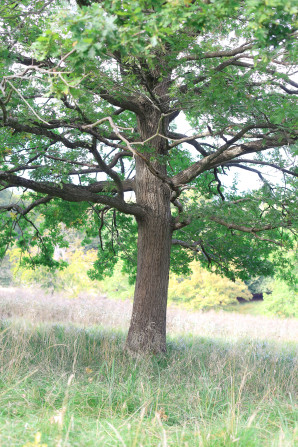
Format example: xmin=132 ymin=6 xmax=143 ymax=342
xmin=0 ymin=287 xmax=297 ymax=446
xmin=0 ymin=286 xmax=297 ymax=342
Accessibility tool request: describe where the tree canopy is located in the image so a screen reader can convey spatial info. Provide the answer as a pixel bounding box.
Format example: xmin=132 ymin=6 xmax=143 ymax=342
xmin=0 ymin=0 xmax=297 ymax=352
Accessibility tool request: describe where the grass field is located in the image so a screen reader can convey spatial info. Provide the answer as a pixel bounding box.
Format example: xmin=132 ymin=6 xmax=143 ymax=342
xmin=0 ymin=287 xmax=297 ymax=446
xmin=223 ymin=300 xmax=269 ymax=316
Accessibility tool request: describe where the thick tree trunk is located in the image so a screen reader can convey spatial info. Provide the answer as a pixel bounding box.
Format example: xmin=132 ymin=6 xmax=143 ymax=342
xmin=126 ymin=112 xmax=172 ymax=353
xmin=126 ymin=208 xmax=172 ymax=353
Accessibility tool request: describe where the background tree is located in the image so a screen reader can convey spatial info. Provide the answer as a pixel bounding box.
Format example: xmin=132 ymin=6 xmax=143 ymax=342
xmin=168 ymin=260 xmax=252 ymax=309
xmin=0 ymin=0 xmax=297 ymax=353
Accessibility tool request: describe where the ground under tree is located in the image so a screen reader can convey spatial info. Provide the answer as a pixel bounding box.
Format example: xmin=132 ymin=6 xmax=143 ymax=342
xmin=0 ymin=1 xmax=297 ymax=353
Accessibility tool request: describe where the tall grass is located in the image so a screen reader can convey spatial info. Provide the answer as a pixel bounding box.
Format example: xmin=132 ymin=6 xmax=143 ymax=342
xmin=1 ymin=286 xmax=297 ymax=342
xmin=0 ymin=318 xmax=297 ymax=446
xmin=0 ymin=287 xmax=297 ymax=446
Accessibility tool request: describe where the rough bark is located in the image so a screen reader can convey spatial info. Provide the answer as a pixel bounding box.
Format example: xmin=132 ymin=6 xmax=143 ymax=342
xmin=126 ymin=110 xmax=172 ymax=353
xmin=126 ymin=206 xmax=172 ymax=353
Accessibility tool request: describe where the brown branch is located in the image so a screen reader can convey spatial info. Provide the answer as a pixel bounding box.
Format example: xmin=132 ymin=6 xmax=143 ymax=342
xmin=167 ymin=131 xmax=209 ymax=155
xmin=168 ymin=131 xmax=214 ymax=148
xmin=172 ymin=238 xmax=201 ymax=252
xmin=172 ymin=134 xmax=297 ymax=187
xmin=44 ymin=154 xmax=98 ymax=169
xmin=83 ymin=115 xmax=177 ymax=191
xmin=184 ymin=42 xmax=254 ymax=61
xmin=252 ymin=234 xmax=283 ymax=246
xmin=0 ymin=98 xmax=7 ymax=123
xmin=89 ymin=136 xmax=124 ymax=199
xmin=3 ymin=118 xmax=93 ymax=151
xmin=108 ymin=151 xmax=132 ymax=168
xmin=0 ymin=173 xmax=143 ymax=217
xmin=171 ymin=238 xmax=216 ymax=265
xmin=0 ymin=195 xmax=52 ymax=215
xmin=207 ymin=216 xmax=286 ymax=233
xmin=222 ymin=159 xmax=297 ymax=177
xmin=225 ymin=163 xmax=269 ymax=184
xmin=88 ymin=179 xmax=134 ymax=194
xmin=179 ymin=55 xmax=250 ymax=92
xmin=278 ymin=84 xmax=298 ymax=94
xmin=213 ymin=168 xmax=225 ymax=201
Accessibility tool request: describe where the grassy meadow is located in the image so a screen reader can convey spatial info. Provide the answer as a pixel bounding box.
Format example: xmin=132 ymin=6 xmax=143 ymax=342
xmin=0 ymin=287 xmax=297 ymax=446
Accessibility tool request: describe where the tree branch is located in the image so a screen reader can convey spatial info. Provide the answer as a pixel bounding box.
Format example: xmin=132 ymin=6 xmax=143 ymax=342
xmin=0 ymin=195 xmax=52 ymax=215
xmin=221 ymin=159 xmax=297 ymax=177
xmin=89 ymin=136 xmax=124 ymax=199
xmin=172 ymin=238 xmax=217 ymax=265
xmin=172 ymin=134 xmax=297 ymax=187
xmin=184 ymin=42 xmax=254 ymax=61
xmin=207 ymin=215 xmax=288 ymax=233
xmin=167 ymin=131 xmax=209 ymax=156
xmin=0 ymin=172 xmax=143 ymax=217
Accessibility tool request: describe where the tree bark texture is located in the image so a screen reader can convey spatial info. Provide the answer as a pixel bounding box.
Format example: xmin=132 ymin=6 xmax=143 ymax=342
xmin=126 ymin=111 xmax=172 ymax=353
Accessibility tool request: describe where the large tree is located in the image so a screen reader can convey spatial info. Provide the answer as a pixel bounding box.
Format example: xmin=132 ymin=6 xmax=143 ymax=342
xmin=0 ymin=0 xmax=297 ymax=352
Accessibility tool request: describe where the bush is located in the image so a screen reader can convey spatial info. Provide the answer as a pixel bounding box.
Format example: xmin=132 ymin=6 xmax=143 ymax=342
xmin=9 ymin=247 xmax=254 ymax=309
xmin=264 ymin=278 xmax=297 ymax=317
xmin=168 ymin=261 xmax=252 ymax=309
xmin=9 ymin=247 xmax=101 ymax=296
xmin=98 ymin=261 xmax=135 ymax=300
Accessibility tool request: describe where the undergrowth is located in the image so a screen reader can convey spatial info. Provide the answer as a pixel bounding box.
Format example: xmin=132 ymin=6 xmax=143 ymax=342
xmin=0 ymin=320 xmax=297 ymax=446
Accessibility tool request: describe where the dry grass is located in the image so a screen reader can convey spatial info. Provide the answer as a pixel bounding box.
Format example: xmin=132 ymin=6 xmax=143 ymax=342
xmin=0 ymin=286 xmax=297 ymax=342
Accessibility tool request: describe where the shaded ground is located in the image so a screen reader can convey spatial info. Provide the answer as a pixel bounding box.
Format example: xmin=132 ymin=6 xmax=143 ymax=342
xmin=0 ymin=286 xmax=297 ymax=342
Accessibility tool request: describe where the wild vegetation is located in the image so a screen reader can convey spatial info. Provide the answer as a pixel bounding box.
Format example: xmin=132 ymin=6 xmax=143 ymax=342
xmin=0 ymin=288 xmax=297 ymax=447
xmin=3 ymin=247 xmax=297 ymax=316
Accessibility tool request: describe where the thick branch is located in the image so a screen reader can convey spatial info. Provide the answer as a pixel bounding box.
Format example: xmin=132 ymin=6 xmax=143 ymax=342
xmin=172 ymin=135 xmax=297 ymax=187
xmin=0 ymin=173 xmax=142 ymax=217
xmin=98 ymin=88 xmax=143 ymax=116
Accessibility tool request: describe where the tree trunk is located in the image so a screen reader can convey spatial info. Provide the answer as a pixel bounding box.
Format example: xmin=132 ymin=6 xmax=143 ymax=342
xmin=126 ymin=112 xmax=172 ymax=354
xmin=126 ymin=208 xmax=172 ymax=353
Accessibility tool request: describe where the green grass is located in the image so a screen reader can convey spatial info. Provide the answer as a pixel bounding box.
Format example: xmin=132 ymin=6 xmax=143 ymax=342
xmin=0 ymin=320 xmax=297 ymax=446
xmin=222 ymin=300 xmax=269 ymax=316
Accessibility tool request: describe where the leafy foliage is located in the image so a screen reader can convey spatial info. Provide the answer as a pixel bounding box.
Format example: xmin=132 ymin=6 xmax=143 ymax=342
xmin=9 ymin=246 xmax=99 ymax=296
xmin=169 ymin=260 xmax=252 ymax=309
xmin=264 ymin=277 xmax=298 ymax=317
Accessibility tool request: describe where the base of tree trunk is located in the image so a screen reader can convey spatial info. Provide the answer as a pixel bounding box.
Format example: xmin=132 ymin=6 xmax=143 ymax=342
xmin=125 ymin=325 xmax=167 ymax=354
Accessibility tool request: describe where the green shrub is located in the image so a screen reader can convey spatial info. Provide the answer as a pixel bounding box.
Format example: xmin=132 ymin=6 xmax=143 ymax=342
xmin=9 ymin=247 xmax=101 ymax=296
xmin=264 ymin=278 xmax=297 ymax=317
xmin=168 ymin=261 xmax=252 ymax=309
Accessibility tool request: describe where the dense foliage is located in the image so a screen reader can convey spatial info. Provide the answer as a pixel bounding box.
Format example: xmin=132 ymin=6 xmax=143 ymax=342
xmin=264 ymin=277 xmax=298 ymax=317
xmin=0 ymin=0 xmax=297 ymax=278
xmin=168 ymin=261 xmax=252 ymax=308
